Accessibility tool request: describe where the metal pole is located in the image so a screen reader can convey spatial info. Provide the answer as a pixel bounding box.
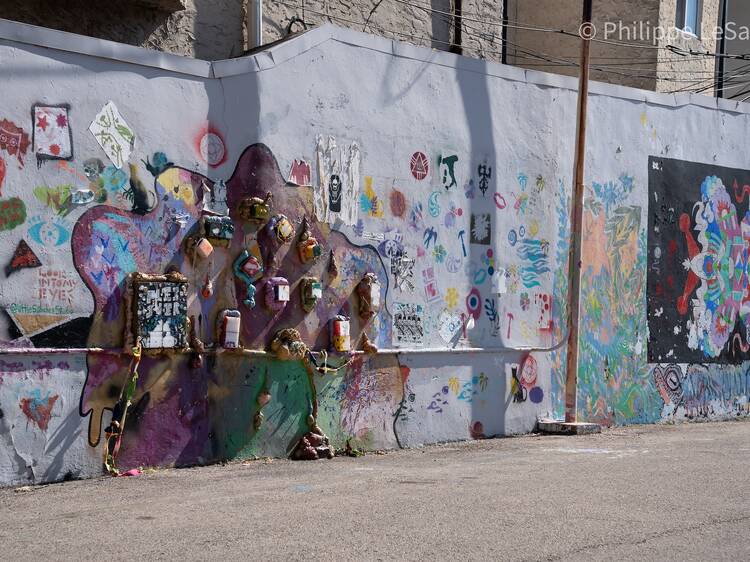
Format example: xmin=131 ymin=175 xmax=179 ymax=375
xmin=564 ymin=0 xmax=592 ymax=423
xmin=249 ymin=0 xmax=263 ymax=49
xmin=716 ymin=0 xmax=729 ymax=98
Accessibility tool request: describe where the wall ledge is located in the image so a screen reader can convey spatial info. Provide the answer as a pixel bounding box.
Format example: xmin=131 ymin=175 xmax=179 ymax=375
xmin=0 ymin=18 xmax=748 ymax=115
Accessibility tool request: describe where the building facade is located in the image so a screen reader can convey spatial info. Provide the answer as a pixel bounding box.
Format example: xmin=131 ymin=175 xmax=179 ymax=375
xmin=505 ymin=0 xmax=722 ymax=95
xmin=0 ymin=2 xmax=731 ymax=97
xmin=0 ymin=0 xmax=503 ymax=62
xmin=717 ymin=0 xmax=750 ymax=100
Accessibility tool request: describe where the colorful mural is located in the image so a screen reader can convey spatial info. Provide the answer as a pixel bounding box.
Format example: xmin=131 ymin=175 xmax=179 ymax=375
xmin=647 ymin=157 xmax=750 ymax=363
xmin=574 ymin=176 xmax=660 ymax=425
xmin=1 ymin=24 xmax=748 ymax=487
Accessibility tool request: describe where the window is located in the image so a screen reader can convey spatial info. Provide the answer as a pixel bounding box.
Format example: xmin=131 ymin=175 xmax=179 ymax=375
xmin=676 ymin=0 xmax=701 ymax=36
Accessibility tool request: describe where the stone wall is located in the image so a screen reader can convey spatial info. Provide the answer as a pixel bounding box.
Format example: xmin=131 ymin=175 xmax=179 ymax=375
xmin=655 ymin=0 xmax=720 ymax=94
xmin=0 ymin=0 xmax=245 ymax=60
xmin=262 ymin=0 xmax=503 ymax=61
xmin=0 ymin=0 xmax=503 ymax=62
xmin=505 ymin=0 xmax=721 ymax=95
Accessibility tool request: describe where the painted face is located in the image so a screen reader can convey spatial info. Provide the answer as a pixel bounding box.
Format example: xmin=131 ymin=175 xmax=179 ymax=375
xmin=329 ymin=175 xmax=342 ymax=202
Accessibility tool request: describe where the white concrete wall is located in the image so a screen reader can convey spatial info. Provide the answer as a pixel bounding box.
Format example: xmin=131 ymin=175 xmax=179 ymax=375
xmin=0 ymin=21 xmax=748 ymax=486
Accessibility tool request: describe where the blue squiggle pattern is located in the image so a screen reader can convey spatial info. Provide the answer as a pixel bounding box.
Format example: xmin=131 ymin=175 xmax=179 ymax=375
xmin=517 ymin=238 xmax=550 ymax=288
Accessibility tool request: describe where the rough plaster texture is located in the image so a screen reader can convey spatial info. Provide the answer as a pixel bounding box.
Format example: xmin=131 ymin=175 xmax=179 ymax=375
xmin=0 ymin=23 xmax=748 ymax=486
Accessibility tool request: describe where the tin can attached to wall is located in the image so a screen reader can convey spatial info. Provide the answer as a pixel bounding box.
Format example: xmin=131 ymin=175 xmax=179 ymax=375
xmin=330 ymin=315 xmax=350 ymax=352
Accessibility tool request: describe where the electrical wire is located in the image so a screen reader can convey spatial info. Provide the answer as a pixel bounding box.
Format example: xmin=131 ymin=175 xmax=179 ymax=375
xmin=276 ymin=0 xmax=749 ymax=93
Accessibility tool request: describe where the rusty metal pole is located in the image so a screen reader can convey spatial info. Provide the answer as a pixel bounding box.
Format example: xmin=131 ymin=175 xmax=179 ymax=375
xmin=564 ymin=0 xmax=593 ymax=424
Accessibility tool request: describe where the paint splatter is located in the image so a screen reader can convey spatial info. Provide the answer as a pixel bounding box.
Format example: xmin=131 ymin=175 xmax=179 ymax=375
xmin=389 ymin=188 xmax=406 ymax=217
xmin=19 ymin=390 xmax=59 ymax=430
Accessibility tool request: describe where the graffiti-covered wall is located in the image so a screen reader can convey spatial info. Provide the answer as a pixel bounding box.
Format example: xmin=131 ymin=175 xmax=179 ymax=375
xmin=0 ymin=22 xmax=748 ymax=486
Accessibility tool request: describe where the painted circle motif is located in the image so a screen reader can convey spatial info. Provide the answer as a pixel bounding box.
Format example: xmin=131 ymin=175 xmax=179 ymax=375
xmin=508 ymin=229 xmax=518 ymax=246
xmin=653 ymin=363 xmax=683 ymax=405
xmin=466 ymin=287 xmax=482 ymax=319
xmin=529 ymin=387 xmax=544 ymax=404
xmin=410 ymin=151 xmax=429 ymax=180
xmin=390 ymin=189 xmax=407 ymax=217
xmin=519 ymin=354 xmax=538 ymax=389
xmin=519 ymin=225 xmax=526 ymax=238
xmin=199 ymin=132 xmax=226 ymax=167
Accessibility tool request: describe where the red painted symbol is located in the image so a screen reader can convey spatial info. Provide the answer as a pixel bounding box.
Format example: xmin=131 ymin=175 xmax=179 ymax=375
xmin=519 ymin=354 xmax=538 ymax=389
xmin=0 ymin=156 xmax=5 ymax=195
xmin=410 ymin=151 xmax=429 ymax=181
xmin=506 ymin=312 xmax=514 ymax=339
xmin=494 ymin=192 xmax=507 ymax=209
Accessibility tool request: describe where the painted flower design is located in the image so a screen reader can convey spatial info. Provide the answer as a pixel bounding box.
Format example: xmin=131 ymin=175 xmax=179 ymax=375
xmin=445 ymin=287 xmax=459 ymax=308
xmin=433 ymin=244 xmax=447 ymax=263
xmin=101 ymin=165 xmax=127 ymax=193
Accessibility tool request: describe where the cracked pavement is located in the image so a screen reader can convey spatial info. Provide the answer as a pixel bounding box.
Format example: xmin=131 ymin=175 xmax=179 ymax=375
xmin=1 ymin=420 xmax=749 ymax=561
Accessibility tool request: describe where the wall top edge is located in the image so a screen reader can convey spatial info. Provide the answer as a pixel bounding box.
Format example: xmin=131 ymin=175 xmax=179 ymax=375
xmin=0 ymin=17 xmax=212 ymax=77
xmin=1 ymin=18 xmax=748 ymax=115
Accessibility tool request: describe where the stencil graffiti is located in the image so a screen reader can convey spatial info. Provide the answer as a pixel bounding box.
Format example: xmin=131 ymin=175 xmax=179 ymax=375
xmin=133 ymin=277 xmax=188 ymax=349
xmin=470 ymin=213 xmax=491 ymax=245
xmin=0 ymin=118 xmax=30 ymax=167
xmin=315 ymin=135 xmax=361 ymax=225
xmin=438 ymin=309 xmax=463 ymax=343
xmin=477 ymin=162 xmax=492 ymax=196
xmin=393 ymin=303 xmax=424 ymax=346
xmin=288 ymin=159 xmax=311 ymax=186
xmin=27 ymin=215 xmax=70 ymax=247
xmin=360 ymin=176 xmax=384 ymax=218
xmin=427 ymin=386 xmax=450 ymax=413
xmin=33 ymin=184 xmax=75 ymax=216
xmin=329 ymin=174 xmax=342 ymax=213
xmin=410 ymin=151 xmax=429 ymax=180
xmin=437 ymin=154 xmax=458 ymax=190
xmin=32 ymin=104 xmax=72 ymax=164
xmin=196 ymin=126 xmax=226 ymax=168
xmin=423 ymin=227 xmax=437 ymax=249
xmin=0 ymin=197 xmax=26 ymax=231
xmin=391 ymin=251 xmax=415 ymax=292
xmin=5 ymin=239 xmax=42 ymax=276
xmin=516 ymin=238 xmax=550 ymax=288
xmin=466 ymin=287 xmax=482 ymax=320
xmin=89 ymin=101 xmax=135 ymax=168
xmin=428 ymin=191 xmax=441 ymax=217
xmin=142 ymin=151 xmax=174 ymax=177
xmin=36 ymin=269 xmax=77 ymax=304
xmin=422 ymin=267 xmax=441 ymax=303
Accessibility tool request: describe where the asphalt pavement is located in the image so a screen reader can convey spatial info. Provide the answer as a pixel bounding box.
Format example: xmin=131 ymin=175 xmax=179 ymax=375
xmin=2 ymin=420 xmax=749 ymax=561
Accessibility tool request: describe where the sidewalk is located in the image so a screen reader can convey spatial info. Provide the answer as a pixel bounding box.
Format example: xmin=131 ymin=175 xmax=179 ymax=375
xmin=2 ymin=420 xmax=749 ymax=561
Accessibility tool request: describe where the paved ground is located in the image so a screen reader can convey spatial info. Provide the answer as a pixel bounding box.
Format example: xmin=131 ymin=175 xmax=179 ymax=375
xmin=2 ymin=420 xmax=749 ymax=561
